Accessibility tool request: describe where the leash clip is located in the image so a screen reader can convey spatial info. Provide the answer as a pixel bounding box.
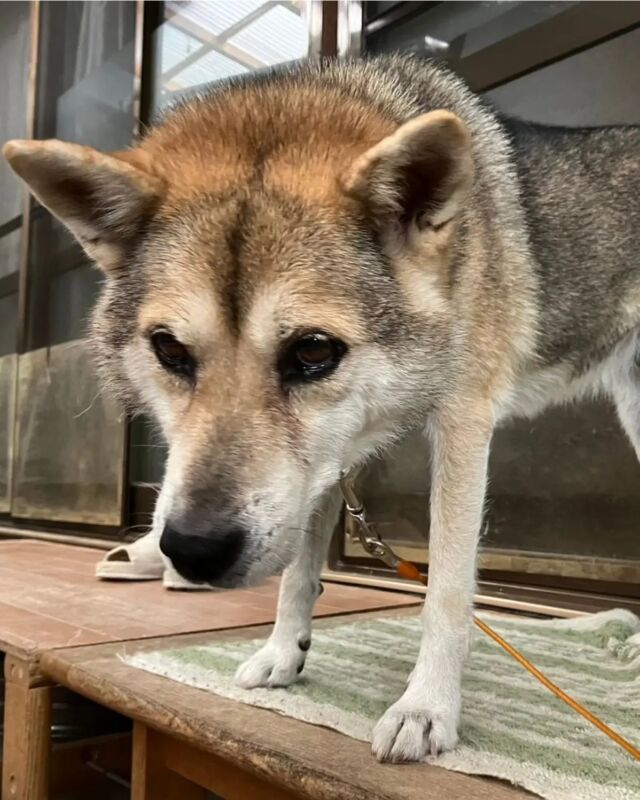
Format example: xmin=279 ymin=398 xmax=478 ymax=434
xmin=339 ymin=471 xmax=400 ymax=570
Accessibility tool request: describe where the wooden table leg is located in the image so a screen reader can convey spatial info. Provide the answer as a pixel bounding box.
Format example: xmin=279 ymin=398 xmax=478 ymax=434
xmin=2 ymin=655 xmax=52 ymax=800
xmin=132 ymin=722 xmax=207 ymax=800
xmin=132 ymin=722 xmax=303 ymax=800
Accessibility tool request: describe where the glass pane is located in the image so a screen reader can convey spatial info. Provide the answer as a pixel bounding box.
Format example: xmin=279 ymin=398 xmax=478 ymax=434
xmin=0 ymin=1 xmax=29 ymax=516
xmin=227 ymin=5 xmax=311 ymax=65
xmin=353 ymin=402 xmax=640 ymax=583
xmin=167 ymin=45 xmax=250 ymax=91
xmin=47 ymin=264 xmax=103 ymax=348
xmin=0 ymin=354 xmax=17 ymax=512
xmin=168 ymin=0 xmax=267 ymax=36
xmin=0 ymin=227 xmax=22 ymax=283
xmin=151 ymin=0 xmax=309 ymax=110
xmin=12 ymin=1 xmax=137 ymax=524
xmin=12 ymin=341 xmax=125 ymax=525
xmin=26 ymin=0 xmax=138 ymax=353
xmin=129 ymin=417 xmax=167 ymax=486
xmin=0 ymin=0 xmax=30 ymax=229
xmin=0 ymin=292 xmax=18 ymax=359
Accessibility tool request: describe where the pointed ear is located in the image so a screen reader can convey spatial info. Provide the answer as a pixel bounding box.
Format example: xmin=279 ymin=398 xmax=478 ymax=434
xmin=342 ymin=110 xmax=473 ymax=232
xmin=2 ymin=139 xmax=163 ymax=271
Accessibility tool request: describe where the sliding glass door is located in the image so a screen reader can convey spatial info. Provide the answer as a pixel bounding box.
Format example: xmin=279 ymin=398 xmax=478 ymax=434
xmin=0 ymin=1 xmax=31 ymax=515
xmin=1 ymin=1 xmax=139 ymax=531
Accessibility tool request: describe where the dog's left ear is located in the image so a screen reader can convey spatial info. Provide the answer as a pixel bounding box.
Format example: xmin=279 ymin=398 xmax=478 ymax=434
xmin=2 ymin=138 xmax=163 ymax=272
xmin=342 ymin=110 xmax=473 ymax=232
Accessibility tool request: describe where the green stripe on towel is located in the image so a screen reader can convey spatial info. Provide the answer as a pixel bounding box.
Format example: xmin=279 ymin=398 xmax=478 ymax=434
xmin=125 ymin=608 xmax=640 ymax=800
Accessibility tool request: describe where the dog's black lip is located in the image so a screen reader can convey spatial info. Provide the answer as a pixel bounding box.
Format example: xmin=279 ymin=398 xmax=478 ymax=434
xmin=167 ymin=560 xmax=208 ymax=585
xmin=170 ymin=564 xmax=251 ymax=590
xmin=205 ymin=569 xmax=250 ymax=589
xmin=166 ymin=554 xmax=251 ymax=588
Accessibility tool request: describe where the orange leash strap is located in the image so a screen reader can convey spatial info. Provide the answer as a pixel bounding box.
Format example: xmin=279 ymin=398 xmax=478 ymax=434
xmin=396 ymin=558 xmax=640 ymax=761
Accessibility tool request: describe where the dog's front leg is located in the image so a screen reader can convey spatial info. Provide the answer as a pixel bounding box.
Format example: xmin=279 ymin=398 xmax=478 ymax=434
xmin=235 ymin=488 xmax=342 ymax=688
xmin=372 ymin=400 xmax=493 ymax=762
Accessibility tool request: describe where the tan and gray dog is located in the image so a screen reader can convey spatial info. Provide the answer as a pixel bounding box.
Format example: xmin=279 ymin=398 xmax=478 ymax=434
xmin=4 ymin=55 xmax=640 ymax=762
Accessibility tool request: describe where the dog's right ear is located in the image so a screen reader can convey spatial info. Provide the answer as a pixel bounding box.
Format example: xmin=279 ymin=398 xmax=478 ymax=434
xmin=2 ymin=139 xmax=163 ymax=272
xmin=342 ymin=110 xmax=473 ymax=233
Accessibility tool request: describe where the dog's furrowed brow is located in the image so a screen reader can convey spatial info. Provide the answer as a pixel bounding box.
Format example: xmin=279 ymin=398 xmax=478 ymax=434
xmin=211 ymin=189 xmax=312 ymax=329
xmin=138 ymin=287 xmax=221 ymax=348
xmin=224 ymin=197 xmax=250 ymax=334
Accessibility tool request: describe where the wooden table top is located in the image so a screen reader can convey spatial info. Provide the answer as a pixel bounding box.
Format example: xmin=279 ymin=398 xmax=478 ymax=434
xmin=0 ymin=540 xmax=419 ymax=659
xmin=41 ymin=611 xmax=532 ymax=800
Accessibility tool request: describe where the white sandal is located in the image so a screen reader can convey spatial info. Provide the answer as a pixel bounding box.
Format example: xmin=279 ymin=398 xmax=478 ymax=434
xmin=96 ymin=532 xmax=164 ymax=581
xmin=97 ymin=530 xmax=216 ymax=590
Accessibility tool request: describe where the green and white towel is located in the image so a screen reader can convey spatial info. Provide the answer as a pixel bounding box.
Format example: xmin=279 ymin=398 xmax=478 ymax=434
xmin=126 ymin=608 xmax=640 ymax=800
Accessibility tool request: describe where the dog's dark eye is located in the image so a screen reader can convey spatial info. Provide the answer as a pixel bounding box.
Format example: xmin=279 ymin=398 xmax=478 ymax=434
xmin=150 ymin=330 xmax=195 ymax=379
xmin=279 ymin=332 xmax=346 ymax=387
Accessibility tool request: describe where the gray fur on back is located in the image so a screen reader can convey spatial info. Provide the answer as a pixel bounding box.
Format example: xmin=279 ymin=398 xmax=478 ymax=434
xmin=504 ymin=118 xmax=640 ymax=370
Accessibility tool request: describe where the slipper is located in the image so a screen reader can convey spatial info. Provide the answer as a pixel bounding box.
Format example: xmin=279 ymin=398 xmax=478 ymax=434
xmin=96 ymin=532 xmax=164 ymax=581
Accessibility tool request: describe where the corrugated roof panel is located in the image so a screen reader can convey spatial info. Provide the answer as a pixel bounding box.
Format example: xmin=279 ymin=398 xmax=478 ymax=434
xmin=160 ymin=25 xmax=203 ymax=73
xmin=165 ymin=0 xmax=268 ymax=39
xmin=227 ymin=5 xmax=308 ymax=65
xmin=169 ymin=48 xmax=249 ymax=89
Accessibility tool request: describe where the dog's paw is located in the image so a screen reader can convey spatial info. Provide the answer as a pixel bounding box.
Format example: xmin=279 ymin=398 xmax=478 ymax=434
xmin=371 ymin=693 xmax=459 ymax=762
xmin=234 ymin=638 xmax=308 ymax=689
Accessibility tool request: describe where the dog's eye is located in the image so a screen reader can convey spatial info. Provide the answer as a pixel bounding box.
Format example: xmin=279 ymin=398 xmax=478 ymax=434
xmin=279 ymin=332 xmax=346 ymax=386
xmin=150 ymin=330 xmax=195 ymax=379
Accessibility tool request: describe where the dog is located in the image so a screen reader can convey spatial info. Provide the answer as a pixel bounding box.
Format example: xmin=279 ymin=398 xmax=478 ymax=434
xmin=5 ymin=54 xmax=640 ymax=763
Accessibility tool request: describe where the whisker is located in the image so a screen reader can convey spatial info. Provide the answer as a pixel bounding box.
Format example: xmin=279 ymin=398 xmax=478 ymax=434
xmin=73 ymin=388 xmax=104 ymax=419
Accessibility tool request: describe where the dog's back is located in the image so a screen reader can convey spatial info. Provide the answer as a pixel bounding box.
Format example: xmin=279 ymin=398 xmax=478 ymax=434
xmin=504 ymin=117 xmax=640 ymax=373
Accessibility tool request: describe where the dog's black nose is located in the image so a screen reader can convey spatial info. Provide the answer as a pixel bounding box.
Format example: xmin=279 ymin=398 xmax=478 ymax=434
xmin=160 ymin=522 xmax=245 ymax=584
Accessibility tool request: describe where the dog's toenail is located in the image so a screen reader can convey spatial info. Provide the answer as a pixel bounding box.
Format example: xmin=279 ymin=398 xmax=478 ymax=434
xmin=298 ymin=637 xmax=311 ymax=651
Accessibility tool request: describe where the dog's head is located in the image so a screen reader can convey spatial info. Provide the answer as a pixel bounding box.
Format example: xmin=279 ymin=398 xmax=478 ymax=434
xmin=3 ymin=77 xmax=473 ymax=586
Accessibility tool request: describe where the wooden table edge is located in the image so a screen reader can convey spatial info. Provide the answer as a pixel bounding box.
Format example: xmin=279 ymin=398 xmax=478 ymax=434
xmin=39 ymin=610 xmax=531 ymax=800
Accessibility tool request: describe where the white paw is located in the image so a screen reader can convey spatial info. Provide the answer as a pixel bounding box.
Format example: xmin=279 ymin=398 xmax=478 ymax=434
xmin=234 ymin=636 xmax=310 ymax=689
xmin=371 ymin=691 xmax=459 ymax=762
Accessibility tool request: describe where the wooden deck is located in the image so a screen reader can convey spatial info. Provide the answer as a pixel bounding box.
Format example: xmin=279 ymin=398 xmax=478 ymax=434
xmin=0 ymin=539 xmax=420 ymax=799
xmin=0 ymin=539 xmax=419 ymax=657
